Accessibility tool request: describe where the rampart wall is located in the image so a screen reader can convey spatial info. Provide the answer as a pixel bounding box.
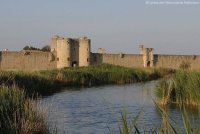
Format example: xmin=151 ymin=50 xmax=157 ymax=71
xmin=1 ymin=51 xmax=200 ymax=71
xmin=1 ymin=35 xmax=200 ymax=71
xmin=154 ymin=54 xmax=200 ymax=70
xmin=0 ymin=51 xmax=56 ymax=71
xmin=91 ymin=53 xmax=144 ymax=68
xmin=90 ymin=53 xmax=200 ymax=70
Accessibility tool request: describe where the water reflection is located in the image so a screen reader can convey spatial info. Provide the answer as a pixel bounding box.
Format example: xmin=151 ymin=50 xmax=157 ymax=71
xmin=40 ymin=81 xmax=199 ymax=134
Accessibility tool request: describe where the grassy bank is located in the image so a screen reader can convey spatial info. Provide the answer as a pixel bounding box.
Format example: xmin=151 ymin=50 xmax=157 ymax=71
xmin=0 ymin=64 xmax=173 ymax=96
xmin=156 ymin=70 xmax=200 ymax=106
xmin=0 ymin=85 xmax=49 ymax=134
xmin=0 ymin=71 xmax=63 ymax=96
xmin=39 ymin=64 xmax=172 ymax=85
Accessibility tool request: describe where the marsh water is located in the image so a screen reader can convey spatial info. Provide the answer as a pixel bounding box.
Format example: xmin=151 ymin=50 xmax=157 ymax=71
xmin=40 ymin=81 xmax=200 ymax=134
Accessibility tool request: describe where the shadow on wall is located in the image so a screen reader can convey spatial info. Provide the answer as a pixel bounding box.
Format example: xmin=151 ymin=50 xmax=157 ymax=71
xmin=90 ymin=53 xmax=103 ymax=65
xmin=154 ymin=54 xmax=158 ymax=65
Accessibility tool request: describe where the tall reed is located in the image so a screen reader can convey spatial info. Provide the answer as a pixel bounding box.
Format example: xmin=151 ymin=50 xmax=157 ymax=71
xmin=156 ymin=70 xmax=200 ymax=106
xmin=0 ymin=71 xmax=65 ymax=96
xmin=117 ymin=102 xmax=200 ymax=134
xmin=0 ymin=85 xmax=49 ymax=134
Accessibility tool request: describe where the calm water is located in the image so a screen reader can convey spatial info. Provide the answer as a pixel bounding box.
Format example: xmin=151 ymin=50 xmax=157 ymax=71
xmin=40 ymin=81 xmax=199 ymax=134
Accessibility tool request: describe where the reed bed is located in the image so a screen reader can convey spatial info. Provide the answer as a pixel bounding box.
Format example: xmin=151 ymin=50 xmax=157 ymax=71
xmin=117 ymin=103 xmax=200 ymax=134
xmin=0 ymin=85 xmax=49 ymax=134
xmin=1 ymin=65 xmax=197 ymax=134
xmin=156 ymin=70 xmax=200 ymax=106
xmin=0 ymin=71 xmax=62 ymax=96
xmin=39 ymin=64 xmax=173 ymax=85
xmin=40 ymin=64 xmax=154 ymax=85
xmin=0 ymin=64 xmax=173 ymax=96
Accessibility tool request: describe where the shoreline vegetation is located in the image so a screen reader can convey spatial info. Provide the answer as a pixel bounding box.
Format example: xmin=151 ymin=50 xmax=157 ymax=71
xmin=0 ymin=64 xmax=174 ymax=96
xmin=117 ymin=103 xmax=200 ymax=134
xmin=6 ymin=64 xmax=200 ymax=133
xmin=156 ymin=69 xmax=200 ymax=107
xmin=0 ymin=64 xmax=174 ymax=133
xmin=0 ymin=86 xmax=49 ymax=134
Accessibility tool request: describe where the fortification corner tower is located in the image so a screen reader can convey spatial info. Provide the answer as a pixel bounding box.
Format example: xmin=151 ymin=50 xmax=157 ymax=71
xmin=56 ymin=37 xmax=72 ymax=69
xmin=78 ymin=37 xmax=91 ymax=67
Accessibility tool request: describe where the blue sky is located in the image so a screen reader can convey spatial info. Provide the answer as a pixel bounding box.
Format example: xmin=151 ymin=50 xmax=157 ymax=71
xmin=0 ymin=0 xmax=200 ymax=54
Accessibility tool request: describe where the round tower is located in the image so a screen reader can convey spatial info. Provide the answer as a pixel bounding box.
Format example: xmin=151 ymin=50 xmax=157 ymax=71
xmin=51 ymin=35 xmax=59 ymax=52
xmin=56 ymin=38 xmax=71 ymax=68
xmin=79 ymin=37 xmax=91 ymax=67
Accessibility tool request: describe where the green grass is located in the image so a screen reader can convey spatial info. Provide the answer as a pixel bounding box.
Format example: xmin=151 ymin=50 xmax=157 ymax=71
xmin=116 ymin=108 xmax=144 ymax=134
xmin=0 ymin=64 xmax=173 ymax=96
xmin=116 ymin=103 xmax=200 ymax=134
xmin=40 ymin=64 xmax=158 ymax=84
xmin=1 ymin=65 xmax=199 ymax=134
xmin=156 ymin=70 xmax=200 ymax=106
xmin=0 ymin=85 xmax=49 ymax=134
xmin=0 ymin=71 xmax=63 ymax=96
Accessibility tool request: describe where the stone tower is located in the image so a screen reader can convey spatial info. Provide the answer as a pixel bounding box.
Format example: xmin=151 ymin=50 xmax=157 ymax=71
xmin=50 ymin=35 xmax=91 ymax=69
xmin=139 ymin=45 xmax=154 ymax=68
xmin=51 ymin=35 xmax=59 ymax=52
xmin=78 ymin=37 xmax=91 ymax=67
xmin=56 ymin=38 xmax=71 ymax=68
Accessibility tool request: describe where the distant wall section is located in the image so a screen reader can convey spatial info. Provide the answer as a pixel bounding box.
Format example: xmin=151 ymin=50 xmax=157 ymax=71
xmin=91 ymin=53 xmax=143 ymax=68
xmin=154 ymin=55 xmax=200 ymax=70
xmin=0 ymin=51 xmax=56 ymax=71
xmin=91 ymin=53 xmax=200 ymax=70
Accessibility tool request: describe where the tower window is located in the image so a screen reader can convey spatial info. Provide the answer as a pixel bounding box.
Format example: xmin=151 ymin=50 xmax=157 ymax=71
xmin=68 ymin=57 xmax=70 ymax=61
xmin=74 ymin=48 xmax=75 ymax=51
xmin=57 ymin=58 xmax=59 ymax=61
xmin=87 ymin=58 xmax=89 ymax=62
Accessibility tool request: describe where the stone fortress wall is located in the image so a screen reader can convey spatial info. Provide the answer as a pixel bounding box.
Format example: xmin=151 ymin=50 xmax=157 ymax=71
xmin=0 ymin=51 xmax=56 ymax=71
xmin=0 ymin=35 xmax=200 ymax=71
xmin=154 ymin=54 xmax=200 ymax=70
xmin=90 ymin=53 xmax=143 ymax=68
xmin=91 ymin=44 xmax=200 ymax=70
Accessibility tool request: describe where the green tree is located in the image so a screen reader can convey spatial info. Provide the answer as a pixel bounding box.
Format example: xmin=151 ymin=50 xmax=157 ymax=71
xmin=41 ymin=45 xmax=51 ymax=52
xmin=23 ymin=45 xmax=30 ymax=50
